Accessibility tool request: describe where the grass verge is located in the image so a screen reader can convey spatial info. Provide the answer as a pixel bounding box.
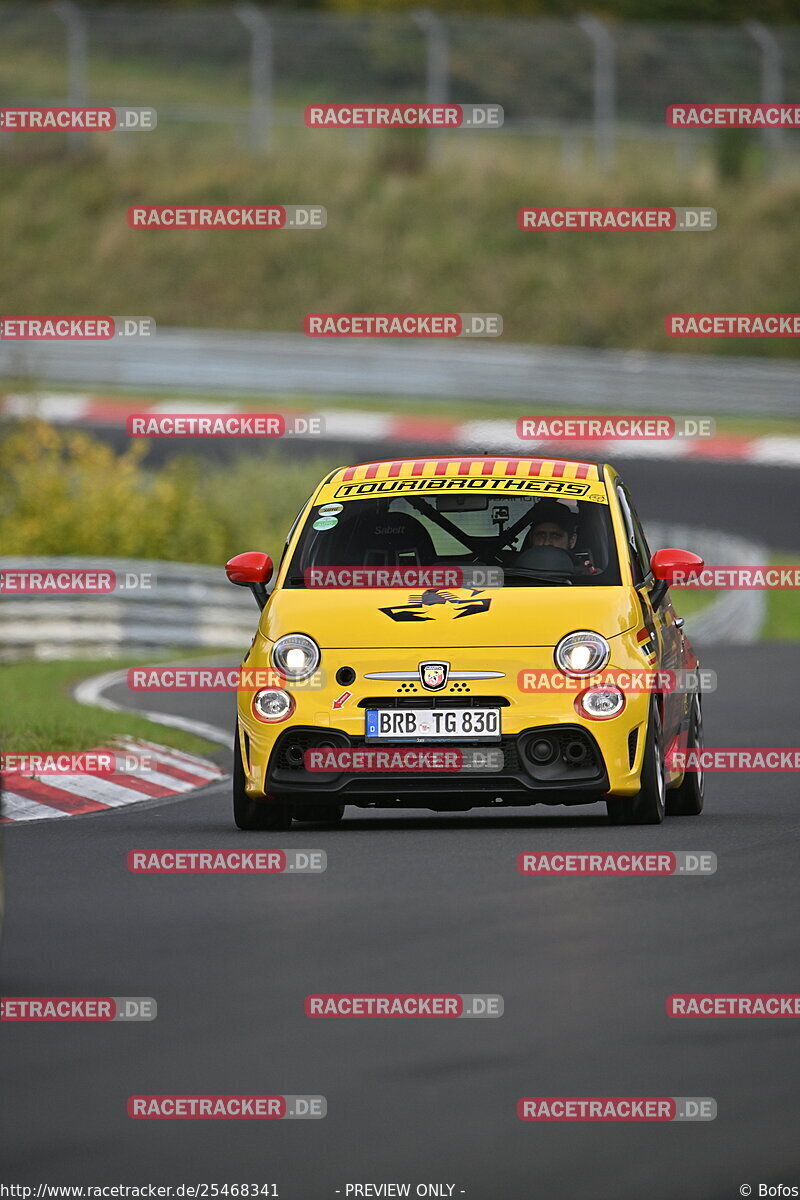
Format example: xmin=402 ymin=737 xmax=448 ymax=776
xmin=1 ymin=134 xmax=800 ymax=356
xmin=763 ymin=556 xmax=800 ymax=640
xmin=0 ymin=657 xmax=230 ymax=756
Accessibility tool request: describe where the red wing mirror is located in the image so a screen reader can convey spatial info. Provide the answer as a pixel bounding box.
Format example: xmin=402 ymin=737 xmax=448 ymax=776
xmin=226 ymin=552 xmax=273 ymax=588
xmin=650 ymin=548 xmax=704 ymax=586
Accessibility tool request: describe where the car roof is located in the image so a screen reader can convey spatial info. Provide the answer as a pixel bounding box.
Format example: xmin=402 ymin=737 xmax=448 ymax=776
xmin=326 ymin=455 xmax=606 ymax=485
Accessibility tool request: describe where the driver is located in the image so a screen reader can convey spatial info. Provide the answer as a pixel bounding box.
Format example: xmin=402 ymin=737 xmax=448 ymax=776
xmin=523 ymin=499 xmax=598 ymax=575
xmin=527 ymin=499 xmax=578 ymax=552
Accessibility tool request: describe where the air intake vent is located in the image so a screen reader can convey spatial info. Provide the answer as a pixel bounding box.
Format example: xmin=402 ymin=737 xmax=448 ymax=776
xmin=628 ymin=727 xmax=639 ymax=768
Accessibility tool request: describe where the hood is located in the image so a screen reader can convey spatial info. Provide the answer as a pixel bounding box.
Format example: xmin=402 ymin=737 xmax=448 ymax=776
xmin=261 ymin=586 xmax=640 ymax=649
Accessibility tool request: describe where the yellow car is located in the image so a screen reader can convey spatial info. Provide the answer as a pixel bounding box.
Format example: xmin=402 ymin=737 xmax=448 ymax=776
xmin=225 ymin=455 xmax=706 ymax=830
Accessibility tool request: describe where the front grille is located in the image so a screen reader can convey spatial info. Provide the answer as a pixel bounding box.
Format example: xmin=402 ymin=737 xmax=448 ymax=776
xmin=358 ymin=695 xmax=510 ymax=709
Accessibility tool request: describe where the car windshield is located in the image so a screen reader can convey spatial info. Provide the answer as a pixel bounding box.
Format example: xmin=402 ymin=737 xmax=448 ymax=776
xmin=285 ymin=491 xmax=621 ymax=586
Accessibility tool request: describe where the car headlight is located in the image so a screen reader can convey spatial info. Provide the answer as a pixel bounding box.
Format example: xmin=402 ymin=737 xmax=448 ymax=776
xmin=270 ymin=633 xmax=321 ymax=681
xmin=252 ymin=688 xmax=295 ymax=723
xmin=575 ymin=687 xmax=626 ymax=720
xmin=555 ymin=630 xmax=610 ymax=677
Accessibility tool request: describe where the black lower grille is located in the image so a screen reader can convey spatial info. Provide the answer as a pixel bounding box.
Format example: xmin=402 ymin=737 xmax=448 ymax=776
xmin=267 ymin=721 xmax=608 ymax=801
xmin=274 ymin=728 xmax=348 ymax=770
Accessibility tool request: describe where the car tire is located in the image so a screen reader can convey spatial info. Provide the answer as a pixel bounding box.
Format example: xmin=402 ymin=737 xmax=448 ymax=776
xmin=606 ymin=698 xmax=666 ymax=826
xmin=665 ymin=695 xmax=705 ymax=816
xmin=292 ymin=803 xmax=345 ymax=824
xmin=232 ymin=724 xmax=292 ymax=831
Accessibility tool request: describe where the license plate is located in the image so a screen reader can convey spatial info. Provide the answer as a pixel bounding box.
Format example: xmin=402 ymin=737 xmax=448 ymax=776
xmin=365 ymin=707 xmax=501 ymax=742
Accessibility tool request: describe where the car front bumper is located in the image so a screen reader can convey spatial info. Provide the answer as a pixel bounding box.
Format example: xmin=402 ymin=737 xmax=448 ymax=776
xmin=237 ymin=644 xmax=652 ymax=805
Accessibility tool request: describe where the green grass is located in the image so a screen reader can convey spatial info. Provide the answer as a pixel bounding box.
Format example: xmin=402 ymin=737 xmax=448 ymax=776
xmin=0 ymin=657 xmax=228 ymax=756
xmin=766 ymin=591 xmax=800 ymax=640
xmin=669 ymin=589 xmax=716 ymax=620
xmin=763 ymin=555 xmax=800 ymax=641
xmin=1 ymin=131 xmax=799 ymax=357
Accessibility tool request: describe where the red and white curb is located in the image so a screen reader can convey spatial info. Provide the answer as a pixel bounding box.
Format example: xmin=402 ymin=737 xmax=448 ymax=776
xmin=4 ymin=393 xmax=800 ymax=468
xmin=1 ymin=737 xmax=224 ymax=823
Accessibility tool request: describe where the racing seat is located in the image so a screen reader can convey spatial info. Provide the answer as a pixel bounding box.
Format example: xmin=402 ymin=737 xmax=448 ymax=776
xmin=312 ymin=510 xmax=437 ymax=567
xmin=359 ymin=514 xmax=437 ymax=566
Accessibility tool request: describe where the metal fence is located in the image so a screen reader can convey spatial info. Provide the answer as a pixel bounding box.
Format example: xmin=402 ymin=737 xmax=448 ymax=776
xmin=0 ymin=4 xmax=798 ymax=170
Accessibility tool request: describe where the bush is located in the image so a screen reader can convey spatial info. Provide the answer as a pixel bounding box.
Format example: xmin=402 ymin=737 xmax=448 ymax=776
xmin=0 ymin=420 xmax=336 ymax=563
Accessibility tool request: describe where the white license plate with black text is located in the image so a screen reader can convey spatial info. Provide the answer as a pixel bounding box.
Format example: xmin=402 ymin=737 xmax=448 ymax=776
xmin=365 ymin=707 xmax=501 ymax=742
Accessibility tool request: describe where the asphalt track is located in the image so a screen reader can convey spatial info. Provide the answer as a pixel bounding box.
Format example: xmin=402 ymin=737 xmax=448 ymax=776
xmin=2 ymin=459 xmax=800 ymax=1198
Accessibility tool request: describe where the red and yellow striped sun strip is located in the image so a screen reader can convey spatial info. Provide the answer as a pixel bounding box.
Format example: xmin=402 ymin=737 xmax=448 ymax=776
xmin=314 ymin=456 xmax=607 ymax=506
xmin=332 ymin=456 xmax=601 ymax=485
xmin=311 ymin=451 xmax=606 ymax=504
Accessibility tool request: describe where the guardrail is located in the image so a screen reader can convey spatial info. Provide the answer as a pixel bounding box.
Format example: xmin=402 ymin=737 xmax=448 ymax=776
xmin=1 ymin=329 xmax=798 ymax=417
xmin=0 ymin=557 xmax=256 ymax=661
